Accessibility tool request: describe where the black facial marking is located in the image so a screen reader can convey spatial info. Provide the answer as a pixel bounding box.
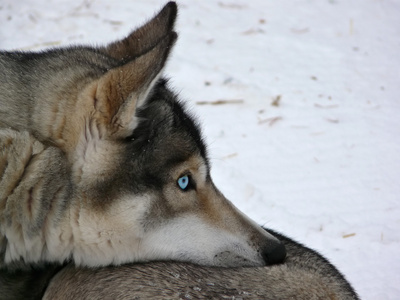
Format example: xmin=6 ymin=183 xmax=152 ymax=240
xmin=119 ymin=79 xmax=209 ymax=193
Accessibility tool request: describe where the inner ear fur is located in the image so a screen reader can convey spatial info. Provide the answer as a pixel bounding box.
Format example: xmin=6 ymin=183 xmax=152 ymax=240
xmin=102 ymin=1 xmax=177 ymax=62
xmin=95 ymin=31 xmax=177 ymax=139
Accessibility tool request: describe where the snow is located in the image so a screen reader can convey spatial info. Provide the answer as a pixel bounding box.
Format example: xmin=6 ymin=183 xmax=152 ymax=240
xmin=1 ymin=0 xmax=399 ymax=298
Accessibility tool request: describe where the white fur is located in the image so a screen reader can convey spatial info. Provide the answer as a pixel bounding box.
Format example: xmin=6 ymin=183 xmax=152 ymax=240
xmin=137 ymin=215 xmax=266 ymax=267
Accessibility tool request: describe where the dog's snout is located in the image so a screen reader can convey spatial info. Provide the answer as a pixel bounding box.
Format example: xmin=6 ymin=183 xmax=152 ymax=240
xmin=262 ymin=240 xmax=286 ymax=265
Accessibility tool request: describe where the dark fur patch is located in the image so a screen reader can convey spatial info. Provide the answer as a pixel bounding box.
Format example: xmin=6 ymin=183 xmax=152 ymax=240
xmin=121 ymin=79 xmax=208 ymax=189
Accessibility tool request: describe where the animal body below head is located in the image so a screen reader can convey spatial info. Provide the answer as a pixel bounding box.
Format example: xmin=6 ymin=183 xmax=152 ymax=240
xmin=0 ymin=2 xmax=286 ymax=270
xmin=41 ymin=229 xmax=360 ymax=300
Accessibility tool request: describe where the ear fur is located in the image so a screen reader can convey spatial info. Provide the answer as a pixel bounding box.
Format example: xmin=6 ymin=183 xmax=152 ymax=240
xmin=102 ymin=2 xmax=178 ymax=62
xmin=95 ymin=31 xmax=177 ymax=139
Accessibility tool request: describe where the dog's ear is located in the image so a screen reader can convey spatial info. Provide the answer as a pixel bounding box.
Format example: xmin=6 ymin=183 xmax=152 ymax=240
xmin=94 ymin=31 xmax=177 ymax=139
xmin=102 ymin=2 xmax=177 ymax=62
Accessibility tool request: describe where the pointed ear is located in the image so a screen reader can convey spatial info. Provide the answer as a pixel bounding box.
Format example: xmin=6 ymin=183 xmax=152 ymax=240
xmin=102 ymin=2 xmax=177 ymax=61
xmin=95 ymin=31 xmax=177 ymax=139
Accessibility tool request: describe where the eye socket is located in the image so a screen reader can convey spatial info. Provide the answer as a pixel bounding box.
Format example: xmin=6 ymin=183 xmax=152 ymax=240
xmin=177 ymin=175 xmax=192 ymax=191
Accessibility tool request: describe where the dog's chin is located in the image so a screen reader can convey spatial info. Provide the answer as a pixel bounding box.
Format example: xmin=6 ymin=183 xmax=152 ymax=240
xmin=211 ymin=251 xmax=264 ymax=268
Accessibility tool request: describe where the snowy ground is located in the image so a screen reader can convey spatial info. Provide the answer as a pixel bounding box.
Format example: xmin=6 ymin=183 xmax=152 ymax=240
xmin=1 ymin=0 xmax=399 ymax=299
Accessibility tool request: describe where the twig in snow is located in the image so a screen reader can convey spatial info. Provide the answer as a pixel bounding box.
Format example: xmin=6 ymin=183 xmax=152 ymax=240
xmin=342 ymin=233 xmax=356 ymax=238
xmin=196 ymin=99 xmax=244 ymax=105
xmin=314 ymin=103 xmax=339 ymax=109
xmin=242 ymin=28 xmax=265 ymax=35
xmin=222 ymin=153 xmax=238 ymax=160
xmin=291 ymin=28 xmax=309 ymax=34
xmin=258 ymin=116 xmax=282 ymax=127
xmin=271 ymin=95 xmax=281 ymax=107
xmin=326 ymin=118 xmax=339 ymax=123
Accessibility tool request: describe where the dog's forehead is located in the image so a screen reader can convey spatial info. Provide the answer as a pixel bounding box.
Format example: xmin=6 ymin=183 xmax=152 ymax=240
xmin=149 ymin=134 xmax=210 ymax=180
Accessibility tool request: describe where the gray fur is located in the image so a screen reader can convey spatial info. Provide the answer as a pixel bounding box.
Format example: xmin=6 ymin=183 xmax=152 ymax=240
xmin=0 ymin=129 xmax=71 ymax=270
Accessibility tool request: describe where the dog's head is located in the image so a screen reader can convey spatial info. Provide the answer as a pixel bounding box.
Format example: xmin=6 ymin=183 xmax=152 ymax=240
xmin=42 ymin=2 xmax=286 ymax=267
xmin=69 ymin=79 xmax=285 ymax=267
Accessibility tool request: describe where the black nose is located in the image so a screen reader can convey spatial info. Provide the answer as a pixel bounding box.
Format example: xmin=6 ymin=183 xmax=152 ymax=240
xmin=262 ymin=240 xmax=286 ymax=265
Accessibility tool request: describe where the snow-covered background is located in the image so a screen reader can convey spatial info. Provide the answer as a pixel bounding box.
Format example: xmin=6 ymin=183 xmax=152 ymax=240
xmin=1 ymin=0 xmax=399 ymax=298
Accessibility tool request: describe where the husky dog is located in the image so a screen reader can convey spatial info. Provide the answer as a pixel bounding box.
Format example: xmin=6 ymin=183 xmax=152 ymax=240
xmin=0 ymin=2 xmax=286 ymax=270
xmin=42 ymin=229 xmax=359 ymax=300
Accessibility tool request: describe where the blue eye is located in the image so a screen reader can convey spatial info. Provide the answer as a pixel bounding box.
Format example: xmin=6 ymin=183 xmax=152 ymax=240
xmin=177 ymin=175 xmax=190 ymax=190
